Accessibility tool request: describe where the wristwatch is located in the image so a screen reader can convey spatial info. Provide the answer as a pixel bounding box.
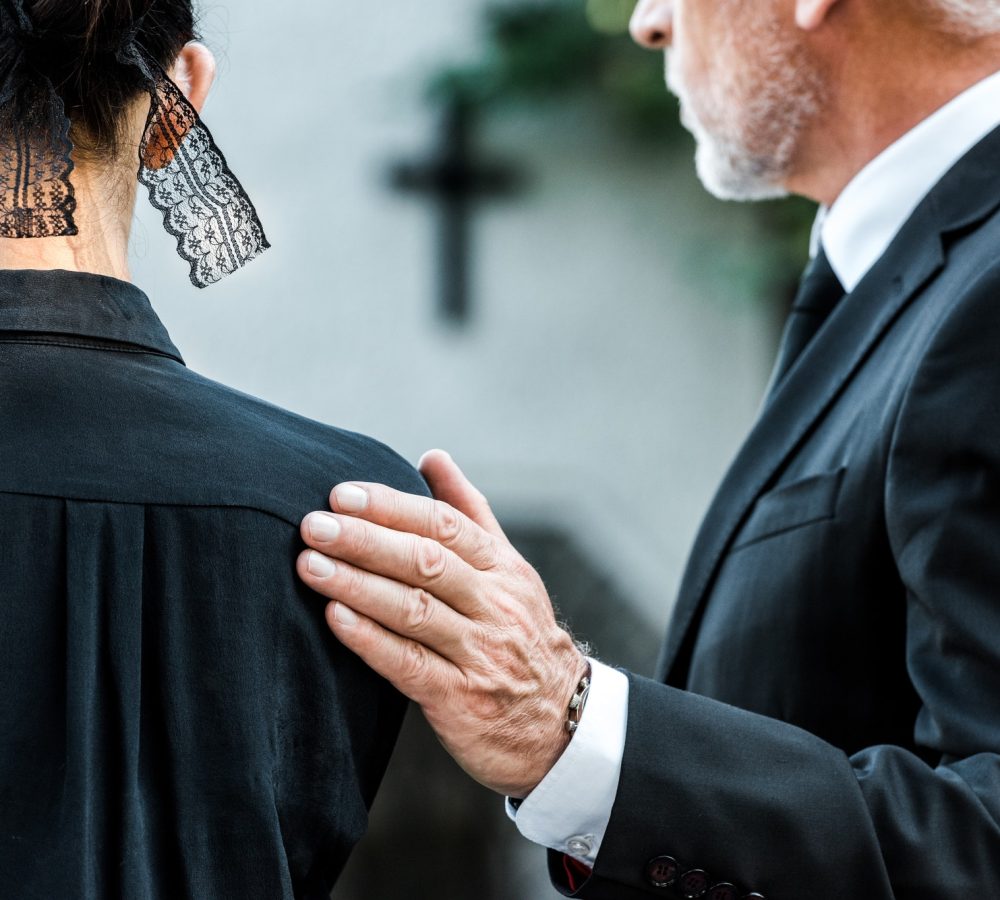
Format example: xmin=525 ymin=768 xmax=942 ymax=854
xmin=566 ymin=664 xmax=593 ymax=735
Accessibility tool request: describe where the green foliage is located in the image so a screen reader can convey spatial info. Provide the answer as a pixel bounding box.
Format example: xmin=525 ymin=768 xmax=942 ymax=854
xmin=428 ymin=0 xmax=816 ymax=298
xmin=429 ymin=1 xmax=683 ymax=142
xmin=585 ymin=0 xmax=635 ymax=34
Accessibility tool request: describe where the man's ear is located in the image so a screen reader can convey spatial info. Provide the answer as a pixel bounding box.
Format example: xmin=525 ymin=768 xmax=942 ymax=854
xmin=169 ymin=41 xmax=217 ymax=114
xmin=795 ymin=0 xmax=841 ymax=30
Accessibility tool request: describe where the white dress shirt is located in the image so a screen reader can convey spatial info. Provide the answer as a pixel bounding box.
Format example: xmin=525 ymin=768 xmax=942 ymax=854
xmin=508 ymin=67 xmax=1000 ymax=867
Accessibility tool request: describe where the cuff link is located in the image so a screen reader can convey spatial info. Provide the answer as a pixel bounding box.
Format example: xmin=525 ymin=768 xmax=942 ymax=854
xmin=565 ymin=834 xmax=595 ymax=858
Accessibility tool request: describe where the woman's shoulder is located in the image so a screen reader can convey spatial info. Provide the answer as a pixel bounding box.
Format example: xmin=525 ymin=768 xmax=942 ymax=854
xmin=165 ymin=367 xmax=431 ymax=526
xmin=2 ymin=337 xmax=428 ymax=525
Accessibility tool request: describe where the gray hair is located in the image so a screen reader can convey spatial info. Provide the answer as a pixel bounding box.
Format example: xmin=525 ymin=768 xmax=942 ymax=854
xmin=926 ymin=0 xmax=1000 ymax=36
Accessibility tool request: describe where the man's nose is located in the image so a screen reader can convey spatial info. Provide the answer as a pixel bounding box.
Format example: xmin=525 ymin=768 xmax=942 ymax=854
xmin=629 ymin=0 xmax=673 ymax=50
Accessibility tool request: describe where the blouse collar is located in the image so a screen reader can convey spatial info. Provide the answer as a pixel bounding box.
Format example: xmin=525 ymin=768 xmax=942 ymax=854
xmin=0 ymin=268 xmax=184 ymax=364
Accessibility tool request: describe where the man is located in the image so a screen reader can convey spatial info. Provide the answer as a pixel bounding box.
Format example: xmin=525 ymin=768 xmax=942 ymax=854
xmin=296 ymin=0 xmax=1000 ymax=896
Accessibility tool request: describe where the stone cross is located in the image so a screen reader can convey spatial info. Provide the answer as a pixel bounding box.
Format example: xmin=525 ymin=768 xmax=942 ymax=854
xmin=389 ymin=100 xmax=522 ymax=324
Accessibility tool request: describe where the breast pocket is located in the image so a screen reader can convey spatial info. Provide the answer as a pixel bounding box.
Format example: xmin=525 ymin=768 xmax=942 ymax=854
xmin=732 ymin=467 xmax=847 ymax=552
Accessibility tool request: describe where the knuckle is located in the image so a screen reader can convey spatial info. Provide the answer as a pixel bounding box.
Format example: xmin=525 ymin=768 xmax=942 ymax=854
xmin=339 ymin=563 xmax=365 ymax=597
xmin=403 ymin=588 xmax=436 ymax=633
xmin=384 ymin=486 xmax=404 ymax=518
xmin=346 ymin=521 xmax=376 ymax=558
xmin=509 ymin=554 xmax=542 ymax=586
xmin=401 ymin=640 xmax=430 ymax=683
xmin=433 ymin=503 xmax=461 ymax=543
xmin=415 ymin=537 xmax=447 ymax=582
xmin=468 ymin=534 xmax=501 ymax=571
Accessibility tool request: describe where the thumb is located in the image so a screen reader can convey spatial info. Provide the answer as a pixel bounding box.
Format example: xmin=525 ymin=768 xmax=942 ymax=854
xmin=418 ymin=450 xmax=505 ymax=539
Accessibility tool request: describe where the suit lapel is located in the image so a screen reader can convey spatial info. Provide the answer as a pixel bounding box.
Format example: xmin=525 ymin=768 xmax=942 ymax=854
xmin=657 ymin=122 xmax=1000 ymax=683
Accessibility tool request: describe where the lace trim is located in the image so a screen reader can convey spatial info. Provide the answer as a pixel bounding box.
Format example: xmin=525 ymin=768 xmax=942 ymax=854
xmin=126 ymin=46 xmax=271 ymax=288
xmin=0 ymin=1 xmax=77 ymax=239
xmin=0 ymin=0 xmax=270 ymax=288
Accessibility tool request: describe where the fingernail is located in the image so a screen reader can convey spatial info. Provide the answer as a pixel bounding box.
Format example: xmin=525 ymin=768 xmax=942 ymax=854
xmin=419 ymin=448 xmax=454 ymax=467
xmin=307 ymin=551 xmax=337 ymax=578
xmin=333 ymin=603 xmax=358 ymax=627
xmin=307 ymin=513 xmax=341 ymax=543
xmin=334 ymin=484 xmax=369 ymax=513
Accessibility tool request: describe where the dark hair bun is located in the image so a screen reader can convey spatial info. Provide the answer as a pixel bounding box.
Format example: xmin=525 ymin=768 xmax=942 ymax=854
xmin=29 ymin=0 xmax=145 ymax=53
xmin=24 ymin=0 xmax=196 ymax=158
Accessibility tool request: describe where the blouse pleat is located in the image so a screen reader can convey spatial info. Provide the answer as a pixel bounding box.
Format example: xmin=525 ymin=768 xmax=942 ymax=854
xmin=0 ymin=268 xmax=425 ymax=899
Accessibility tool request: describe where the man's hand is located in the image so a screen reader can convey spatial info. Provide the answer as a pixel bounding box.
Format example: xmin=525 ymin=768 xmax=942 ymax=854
xmin=296 ymin=450 xmax=589 ymax=799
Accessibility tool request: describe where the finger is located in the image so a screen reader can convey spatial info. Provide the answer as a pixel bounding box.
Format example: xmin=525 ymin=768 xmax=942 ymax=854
xmin=302 ymin=513 xmax=490 ymax=618
xmin=418 ymin=449 xmax=505 ymax=540
xmin=327 ymin=481 xmax=500 ymax=571
xmin=296 ymin=549 xmax=479 ymax=663
xmin=322 ymin=596 xmax=463 ymax=707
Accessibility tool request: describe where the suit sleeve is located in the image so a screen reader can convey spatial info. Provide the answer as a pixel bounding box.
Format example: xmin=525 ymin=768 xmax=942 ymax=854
xmin=552 ymin=270 xmax=1000 ymax=899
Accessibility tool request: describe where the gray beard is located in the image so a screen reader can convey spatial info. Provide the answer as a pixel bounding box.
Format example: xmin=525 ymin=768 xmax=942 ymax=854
xmin=666 ymin=26 xmax=824 ymax=202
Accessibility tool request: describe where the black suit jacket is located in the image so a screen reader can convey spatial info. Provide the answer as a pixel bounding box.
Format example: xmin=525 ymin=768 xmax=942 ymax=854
xmin=553 ymin=124 xmax=1000 ymax=899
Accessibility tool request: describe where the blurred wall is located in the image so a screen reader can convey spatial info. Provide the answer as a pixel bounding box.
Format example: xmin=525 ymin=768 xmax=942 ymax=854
xmin=129 ymin=1 xmax=783 ymax=896
xmin=133 ymin=0 xmax=777 ymax=633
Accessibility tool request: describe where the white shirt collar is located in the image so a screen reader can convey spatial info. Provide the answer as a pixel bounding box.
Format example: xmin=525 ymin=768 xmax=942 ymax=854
xmin=815 ymin=68 xmax=1000 ymax=292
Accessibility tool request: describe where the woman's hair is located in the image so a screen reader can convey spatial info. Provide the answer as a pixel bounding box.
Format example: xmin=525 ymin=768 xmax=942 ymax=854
xmin=25 ymin=0 xmax=196 ymax=159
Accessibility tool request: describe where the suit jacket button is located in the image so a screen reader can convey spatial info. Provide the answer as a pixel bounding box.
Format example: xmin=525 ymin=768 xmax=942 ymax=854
xmin=645 ymin=856 xmax=679 ymax=888
xmin=707 ymin=884 xmax=739 ymax=900
xmin=681 ymin=869 xmax=710 ymax=898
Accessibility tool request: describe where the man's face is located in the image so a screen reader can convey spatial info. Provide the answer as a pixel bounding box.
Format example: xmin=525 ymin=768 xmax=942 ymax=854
xmin=631 ymin=0 xmax=826 ymax=201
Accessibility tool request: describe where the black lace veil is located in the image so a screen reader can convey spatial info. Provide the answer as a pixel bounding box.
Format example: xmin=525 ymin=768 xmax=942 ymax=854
xmin=0 ymin=0 xmax=78 ymax=240
xmin=0 ymin=0 xmax=269 ymax=287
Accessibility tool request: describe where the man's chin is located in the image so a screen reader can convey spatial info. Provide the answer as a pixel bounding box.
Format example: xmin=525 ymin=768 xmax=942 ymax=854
xmin=693 ymin=138 xmax=790 ymax=203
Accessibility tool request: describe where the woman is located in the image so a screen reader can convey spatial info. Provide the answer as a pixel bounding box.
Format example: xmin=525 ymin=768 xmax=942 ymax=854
xmin=0 ymin=1 xmax=425 ymax=897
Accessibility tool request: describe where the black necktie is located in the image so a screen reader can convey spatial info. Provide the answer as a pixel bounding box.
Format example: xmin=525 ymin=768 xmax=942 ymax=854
xmin=769 ymin=249 xmax=845 ymax=390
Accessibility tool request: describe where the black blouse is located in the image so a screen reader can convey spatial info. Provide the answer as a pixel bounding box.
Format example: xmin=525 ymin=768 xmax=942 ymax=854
xmin=0 ymin=269 xmax=425 ymax=899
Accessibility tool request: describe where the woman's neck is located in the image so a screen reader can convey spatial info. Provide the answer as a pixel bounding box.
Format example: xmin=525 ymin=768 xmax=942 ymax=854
xmin=0 ymin=162 xmax=135 ymax=282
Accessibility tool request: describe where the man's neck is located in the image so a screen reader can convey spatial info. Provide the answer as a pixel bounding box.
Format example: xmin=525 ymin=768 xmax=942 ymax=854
xmin=786 ymin=27 xmax=1000 ymax=206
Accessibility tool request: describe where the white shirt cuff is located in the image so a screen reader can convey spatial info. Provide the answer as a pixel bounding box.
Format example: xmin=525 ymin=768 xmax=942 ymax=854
xmin=505 ymin=659 xmax=629 ymax=866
